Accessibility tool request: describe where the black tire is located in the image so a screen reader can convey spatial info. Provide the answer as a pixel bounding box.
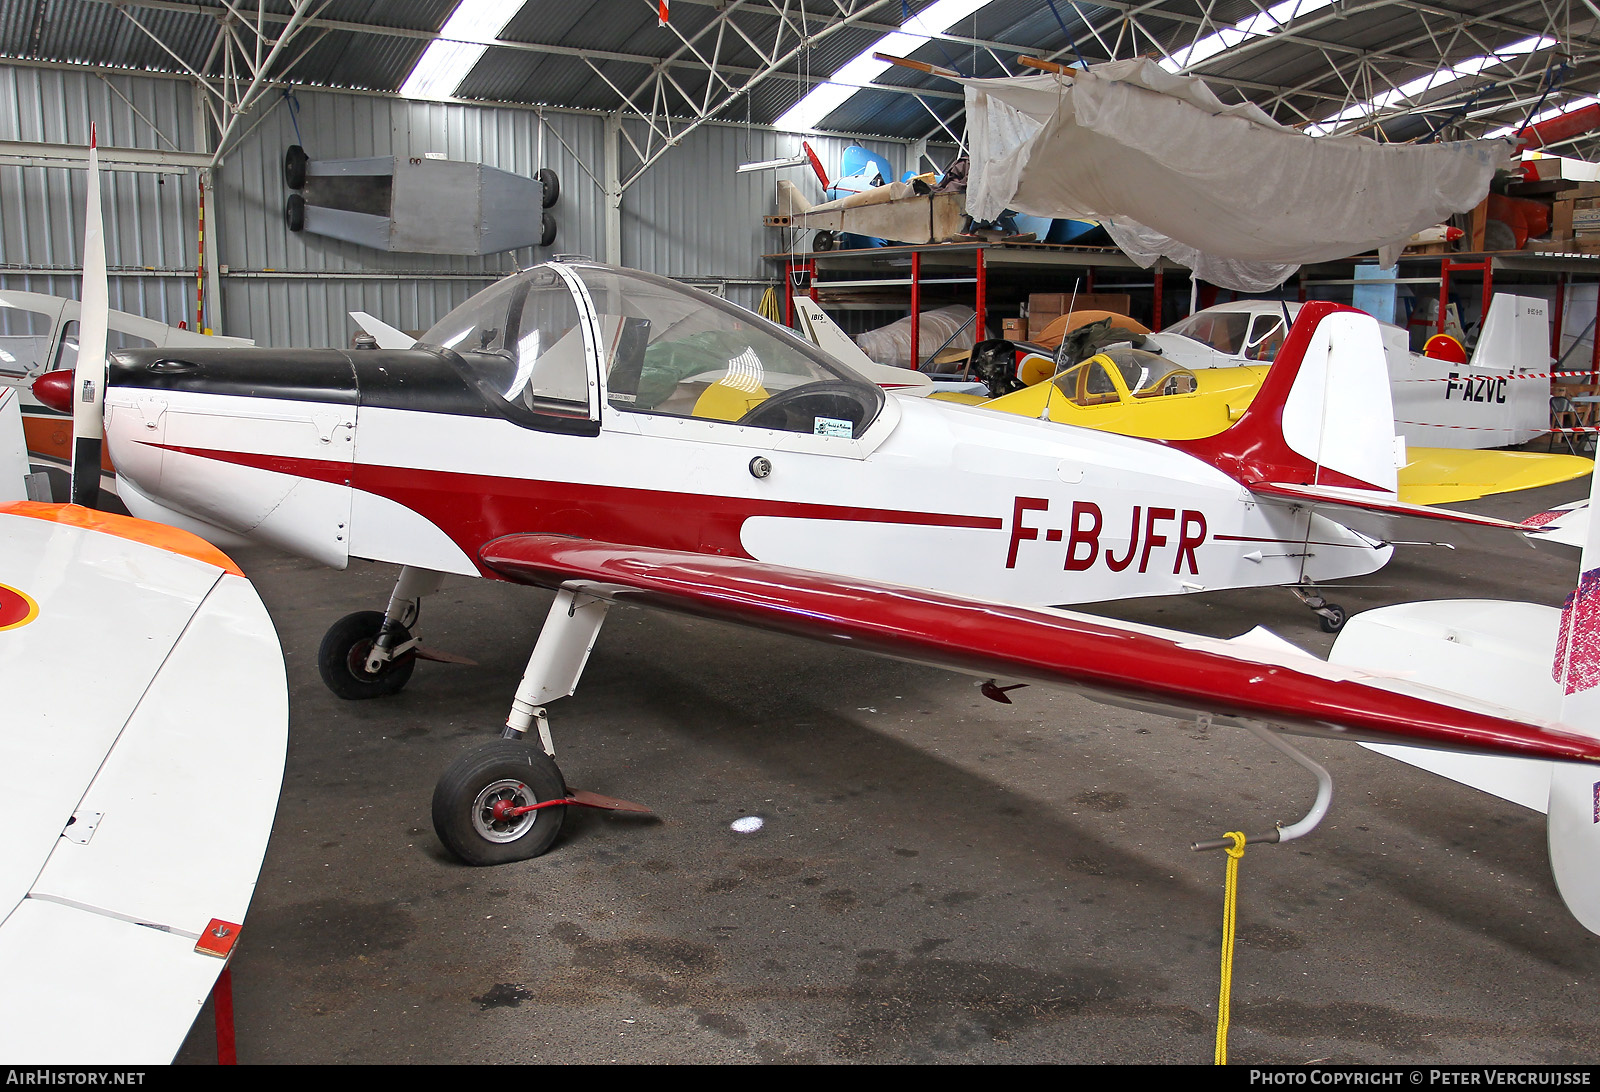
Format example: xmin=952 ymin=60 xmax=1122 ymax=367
xmin=1317 ymin=603 xmax=1347 ymax=634
xmin=539 ymin=210 xmax=557 ymax=248
xmin=284 ymin=144 xmax=309 ymax=190
xmin=284 ymin=192 xmax=306 ymax=232
xmin=537 ymin=167 xmax=560 ymax=208
xmin=433 ymin=740 xmax=567 ymax=865
xmin=813 ymin=230 xmax=836 ymax=252
xmin=317 ymin=610 xmax=417 ymax=700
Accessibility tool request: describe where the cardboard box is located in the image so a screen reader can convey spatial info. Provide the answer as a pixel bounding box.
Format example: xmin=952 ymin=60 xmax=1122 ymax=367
xmin=1001 ymin=318 xmax=1025 ymax=338
xmin=1027 ymin=292 xmax=1133 ymax=317
xmin=1554 ymin=199 xmax=1574 ymax=240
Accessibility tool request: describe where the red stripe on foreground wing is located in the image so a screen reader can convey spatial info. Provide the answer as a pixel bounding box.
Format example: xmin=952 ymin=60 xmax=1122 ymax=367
xmin=479 ymin=534 xmax=1600 ymax=765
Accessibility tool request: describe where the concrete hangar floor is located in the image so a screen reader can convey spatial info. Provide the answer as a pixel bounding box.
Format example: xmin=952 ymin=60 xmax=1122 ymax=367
xmin=176 ymin=476 xmax=1600 ymax=1065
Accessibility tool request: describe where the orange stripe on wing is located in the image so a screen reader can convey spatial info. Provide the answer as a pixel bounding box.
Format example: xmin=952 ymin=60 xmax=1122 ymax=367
xmin=0 ymin=501 xmax=244 ymax=576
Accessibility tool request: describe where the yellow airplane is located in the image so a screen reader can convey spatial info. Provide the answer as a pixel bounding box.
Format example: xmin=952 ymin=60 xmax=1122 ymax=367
xmin=935 ymin=345 xmax=1590 ymax=506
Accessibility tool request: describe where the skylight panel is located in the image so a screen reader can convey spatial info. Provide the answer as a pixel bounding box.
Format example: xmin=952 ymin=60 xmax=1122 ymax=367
xmin=774 ymin=0 xmax=992 ymax=133
xmin=1161 ymin=0 xmax=1335 ymax=73
xmin=1305 ymin=35 xmax=1558 ymax=136
xmin=399 ymin=0 xmax=530 ymax=102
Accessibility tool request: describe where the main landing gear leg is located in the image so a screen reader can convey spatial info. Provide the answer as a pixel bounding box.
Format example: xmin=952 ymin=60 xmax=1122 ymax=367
xmin=317 ymin=566 xmax=447 ymax=699
xmin=431 ymin=585 xmax=650 ymax=865
xmin=1291 ymin=584 xmax=1346 ymax=634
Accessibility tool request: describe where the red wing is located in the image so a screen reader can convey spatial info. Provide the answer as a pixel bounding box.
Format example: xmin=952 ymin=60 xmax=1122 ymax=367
xmin=479 ymin=533 xmax=1600 ymax=765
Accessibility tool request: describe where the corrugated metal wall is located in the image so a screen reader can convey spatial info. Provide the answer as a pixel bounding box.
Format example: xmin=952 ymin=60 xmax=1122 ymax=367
xmin=0 ymin=66 xmax=201 ymax=329
xmin=0 ymin=63 xmax=912 ymax=346
xmin=620 ymin=121 xmax=905 ymax=313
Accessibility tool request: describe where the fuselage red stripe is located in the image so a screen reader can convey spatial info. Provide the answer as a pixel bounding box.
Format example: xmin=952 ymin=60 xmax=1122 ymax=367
xmin=145 ymin=441 xmax=1004 ymax=570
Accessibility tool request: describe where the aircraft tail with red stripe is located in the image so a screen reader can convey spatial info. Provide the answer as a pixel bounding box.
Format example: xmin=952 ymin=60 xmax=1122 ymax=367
xmin=1169 ymin=301 xmax=1399 ymax=494
xmin=1170 ymin=301 xmax=1536 ymax=538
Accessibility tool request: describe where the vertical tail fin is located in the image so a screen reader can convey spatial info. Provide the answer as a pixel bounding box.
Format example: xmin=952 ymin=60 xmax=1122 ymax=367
xmin=1170 ymin=302 xmax=1400 ymax=494
xmin=1468 ymin=294 xmax=1551 ymax=373
xmin=777 ymin=179 xmax=813 ymax=216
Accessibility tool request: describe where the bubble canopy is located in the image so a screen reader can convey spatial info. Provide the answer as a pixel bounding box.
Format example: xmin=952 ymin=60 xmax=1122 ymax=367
xmin=421 ymin=262 xmax=884 ymax=438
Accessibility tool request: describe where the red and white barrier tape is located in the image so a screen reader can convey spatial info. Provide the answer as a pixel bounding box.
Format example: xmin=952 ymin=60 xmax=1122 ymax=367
xmin=1397 ymin=420 xmax=1600 ymax=433
xmin=1393 ymin=369 xmax=1600 ymax=383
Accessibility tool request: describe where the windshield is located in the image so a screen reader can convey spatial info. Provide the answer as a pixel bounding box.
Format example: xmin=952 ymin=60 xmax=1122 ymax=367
xmin=572 ymin=264 xmax=883 ymax=437
xmin=422 ymin=267 xmax=592 ymax=422
xmin=1164 ymin=310 xmax=1252 ymax=354
xmin=1099 ymin=346 xmax=1181 ymax=396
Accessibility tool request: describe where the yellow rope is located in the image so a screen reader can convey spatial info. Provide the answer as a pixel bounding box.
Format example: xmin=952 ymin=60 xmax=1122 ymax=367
xmin=1215 ymin=831 xmax=1246 ymax=1065
xmin=758 ymin=286 xmax=783 ymax=323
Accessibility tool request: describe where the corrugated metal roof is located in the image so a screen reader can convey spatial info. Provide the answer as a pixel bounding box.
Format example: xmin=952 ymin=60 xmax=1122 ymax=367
xmin=4 ymin=0 xmax=1598 ymax=153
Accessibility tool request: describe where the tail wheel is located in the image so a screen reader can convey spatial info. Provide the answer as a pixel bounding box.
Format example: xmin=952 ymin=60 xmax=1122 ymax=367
xmin=317 ymin=610 xmax=417 ymax=700
xmin=1317 ymin=603 xmax=1347 ymax=634
xmin=433 ymin=740 xmax=567 ymax=865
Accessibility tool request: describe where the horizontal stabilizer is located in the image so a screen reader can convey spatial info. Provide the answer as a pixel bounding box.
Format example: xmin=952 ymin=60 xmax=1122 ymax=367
xmin=1250 ymin=480 xmax=1539 ymax=540
xmin=1398 ymin=448 xmax=1592 ymax=506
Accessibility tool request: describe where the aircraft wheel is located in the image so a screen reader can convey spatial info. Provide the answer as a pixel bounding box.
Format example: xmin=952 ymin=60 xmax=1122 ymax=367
xmin=284 ymin=192 xmax=306 ymax=232
xmin=433 ymin=740 xmax=567 ymax=865
xmin=813 ymin=230 xmax=836 ymax=252
xmin=1317 ymin=603 xmax=1347 ymax=634
xmin=317 ymin=610 xmax=417 ymax=700
xmin=539 ymin=211 xmax=557 ymax=248
xmin=538 ymin=167 xmax=560 ymax=208
xmin=284 ymin=144 xmax=309 ymax=190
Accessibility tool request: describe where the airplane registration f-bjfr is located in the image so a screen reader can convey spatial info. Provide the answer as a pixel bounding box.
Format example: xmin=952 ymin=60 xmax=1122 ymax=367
xmin=41 ymin=260 xmax=1600 ymax=935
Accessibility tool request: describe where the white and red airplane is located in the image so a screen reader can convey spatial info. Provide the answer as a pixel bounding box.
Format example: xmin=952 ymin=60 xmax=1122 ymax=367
xmin=36 ymin=244 xmax=1600 ymax=934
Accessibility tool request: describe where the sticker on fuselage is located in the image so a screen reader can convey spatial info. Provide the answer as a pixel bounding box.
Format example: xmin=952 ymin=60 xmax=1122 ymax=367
xmin=0 ymin=583 xmax=39 ymax=631
xmin=814 ymin=417 xmax=852 ymax=438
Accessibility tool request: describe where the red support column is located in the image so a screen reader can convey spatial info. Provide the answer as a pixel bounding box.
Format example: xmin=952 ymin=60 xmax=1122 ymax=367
xmin=1152 ymin=266 xmax=1164 ymax=331
xmin=1438 ymin=261 xmax=1450 ymax=336
xmin=1553 ymin=274 xmax=1567 ymax=360
xmin=213 ymin=967 xmax=237 ymax=1065
xmin=785 ymin=258 xmax=797 ymax=327
xmin=1439 ymin=258 xmax=1490 ymax=337
xmin=910 ymin=250 xmax=922 ymax=368
xmin=974 ymin=248 xmax=987 ymax=342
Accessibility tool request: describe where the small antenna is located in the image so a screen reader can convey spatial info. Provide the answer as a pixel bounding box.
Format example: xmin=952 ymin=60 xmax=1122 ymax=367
xmin=1040 ymin=278 xmax=1082 ymax=421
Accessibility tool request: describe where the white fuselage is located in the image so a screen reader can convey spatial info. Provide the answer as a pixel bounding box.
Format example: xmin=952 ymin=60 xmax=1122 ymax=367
xmin=108 ymin=379 xmax=1388 ymax=608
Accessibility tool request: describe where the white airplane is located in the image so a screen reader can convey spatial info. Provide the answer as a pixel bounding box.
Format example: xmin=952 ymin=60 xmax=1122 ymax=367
xmin=36 ymin=244 xmax=1600 ymax=903
xmin=0 ymin=135 xmax=287 ymax=1064
xmin=1144 ymin=296 xmax=1552 ymax=450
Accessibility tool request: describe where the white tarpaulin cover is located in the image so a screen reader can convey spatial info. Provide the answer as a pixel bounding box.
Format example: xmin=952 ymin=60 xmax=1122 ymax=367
xmin=962 ymin=60 xmax=1513 ymax=292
